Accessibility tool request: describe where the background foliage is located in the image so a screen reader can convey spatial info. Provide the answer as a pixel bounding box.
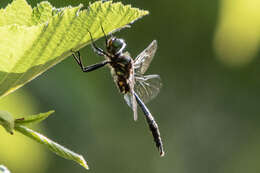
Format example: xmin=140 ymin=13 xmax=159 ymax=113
xmin=1 ymin=0 xmax=260 ymax=173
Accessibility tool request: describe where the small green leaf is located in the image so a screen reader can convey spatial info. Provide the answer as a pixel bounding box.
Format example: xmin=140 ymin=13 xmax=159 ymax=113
xmin=15 ymin=110 xmax=54 ymax=125
xmin=14 ymin=125 xmax=89 ymax=170
xmin=0 ymin=0 xmax=149 ymax=99
xmin=0 ymin=110 xmax=14 ymax=134
xmin=0 ymin=110 xmax=88 ymax=169
xmin=0 ymin=165 xmax=11 ymax=173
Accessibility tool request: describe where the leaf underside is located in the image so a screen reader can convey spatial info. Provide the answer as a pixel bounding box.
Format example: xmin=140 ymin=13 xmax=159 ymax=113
xmin=0 ymin=0 xmax=149 ymax=99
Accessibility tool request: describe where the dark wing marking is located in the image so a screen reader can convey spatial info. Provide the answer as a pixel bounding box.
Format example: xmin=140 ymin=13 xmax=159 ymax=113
xmin=134 ymin=74 xmax=162 ymax=103
xmin=134 ymin=40 xmax=158 ymax=74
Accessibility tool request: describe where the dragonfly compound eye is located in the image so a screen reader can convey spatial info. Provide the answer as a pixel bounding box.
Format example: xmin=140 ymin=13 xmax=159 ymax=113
xmin=107 ymin=38 xmax=126 ymax=55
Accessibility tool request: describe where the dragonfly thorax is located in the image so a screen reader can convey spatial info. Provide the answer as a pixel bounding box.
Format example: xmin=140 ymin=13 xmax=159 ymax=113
xmin=110 ymin=53 xmax=133 ymax=94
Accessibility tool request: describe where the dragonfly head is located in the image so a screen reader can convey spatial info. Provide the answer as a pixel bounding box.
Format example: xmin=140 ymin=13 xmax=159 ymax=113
xmin=107 ymin=37 xmax=126 ymax=55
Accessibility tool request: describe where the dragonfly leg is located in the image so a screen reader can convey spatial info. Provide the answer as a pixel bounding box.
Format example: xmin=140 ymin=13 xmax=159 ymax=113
xmin=81 ymin=60 xmax=109 ymax=72
xmin=100 ymin=24 xmax=108 ymax=45
xmin=72 ymin=51 xmax=110 ymax=72
xmin=134 ymin=92 xmax=165 ymax=157
xmin=87 ymin=29 xmax=111 ymax=58
xmin=72 ymin=51 xmax=83 ymax=67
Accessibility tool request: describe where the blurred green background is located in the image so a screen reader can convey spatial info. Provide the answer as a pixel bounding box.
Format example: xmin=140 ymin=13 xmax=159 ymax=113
xmin=1 ymin=0 xmax=260 ymax=172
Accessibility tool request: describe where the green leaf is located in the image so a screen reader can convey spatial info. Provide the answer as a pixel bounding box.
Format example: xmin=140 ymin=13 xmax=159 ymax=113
xmin=0 ymin=110 xmax=88 ymax=169
xmin=15 ymin=110 xmax=54 ymax=125
xmin=14 ymin=125 xmax=89 ymax=170
xmin=0 ymin=110 xmax=14 ymax=134
xmin=0 ymin=165 xmax=11 ymax=173
xmin=0 ymin=0 xmax=149 ymax=99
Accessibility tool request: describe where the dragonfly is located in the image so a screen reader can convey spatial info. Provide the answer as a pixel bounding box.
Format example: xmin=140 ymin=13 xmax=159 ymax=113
xmin=72 ymin=27 xmax=165 ymax=156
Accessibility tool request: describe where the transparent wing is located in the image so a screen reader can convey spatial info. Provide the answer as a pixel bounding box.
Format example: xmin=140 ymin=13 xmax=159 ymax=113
xmin=134 ymin=74 xmax=162 ymax=103
xmin=124 ymin=92 xmax=137 ymax=120
xmin=134 ymin=40 xmax=158 ymax=74
xmin=123 ymin=68 xmax=138 ymax=121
